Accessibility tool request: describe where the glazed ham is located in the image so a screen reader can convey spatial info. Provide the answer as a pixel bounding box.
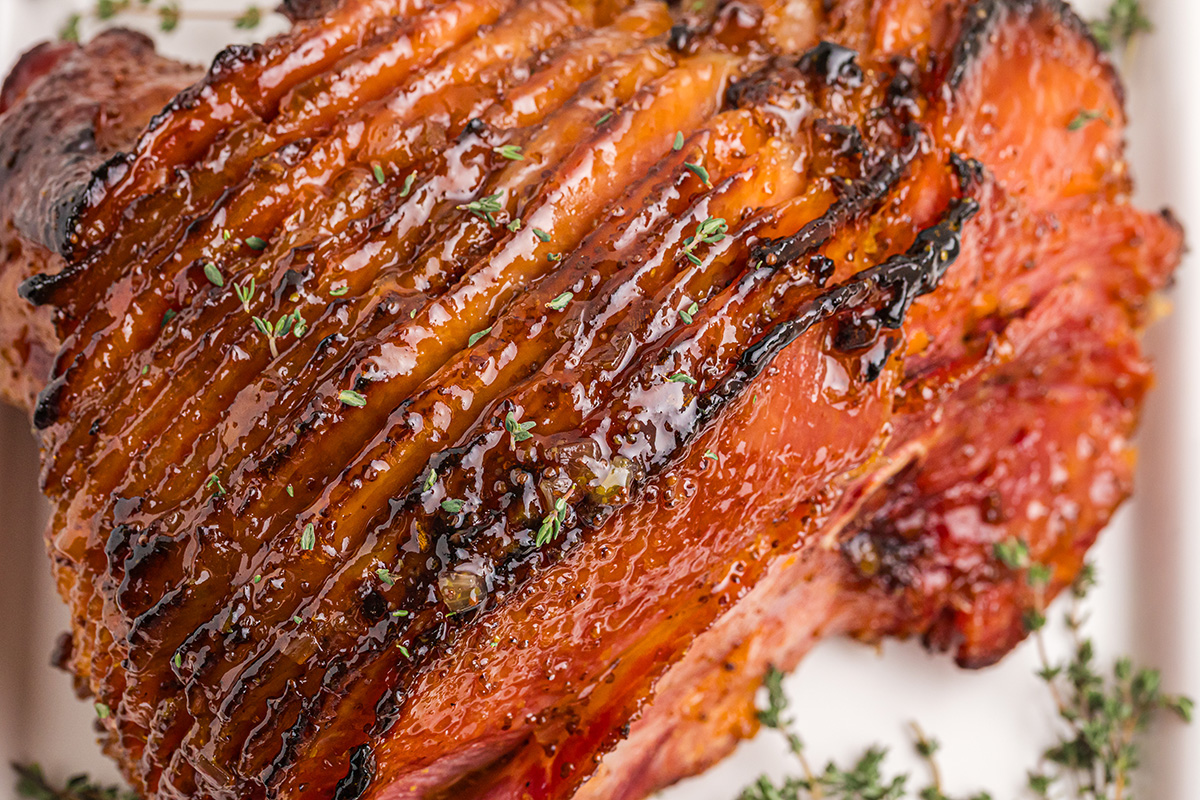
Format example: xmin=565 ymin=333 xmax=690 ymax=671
xmin=0 ymin=0 xmax=1182 ymax=798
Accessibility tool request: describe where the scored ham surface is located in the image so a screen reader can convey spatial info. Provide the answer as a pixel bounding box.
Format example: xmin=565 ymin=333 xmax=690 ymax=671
xmin=0 ymin=1 xmax=1182 ymax=799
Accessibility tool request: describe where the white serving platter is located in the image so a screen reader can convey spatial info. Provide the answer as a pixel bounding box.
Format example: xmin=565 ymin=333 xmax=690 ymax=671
xmin=0 ymin=1 xmax=1195 ymax=797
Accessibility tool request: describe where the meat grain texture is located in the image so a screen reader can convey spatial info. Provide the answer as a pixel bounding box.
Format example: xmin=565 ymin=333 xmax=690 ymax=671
xmin=0 ymin=0 xmax=1183 ymax=798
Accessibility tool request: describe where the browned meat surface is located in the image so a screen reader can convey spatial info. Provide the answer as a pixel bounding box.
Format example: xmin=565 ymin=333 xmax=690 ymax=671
xmin=0 ymin=1 xmax=1182 ymax=799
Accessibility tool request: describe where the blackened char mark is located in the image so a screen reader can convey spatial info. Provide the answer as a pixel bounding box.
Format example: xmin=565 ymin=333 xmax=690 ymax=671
xmin=697 ymin=178 xmax=982 ymax=427
xmin=797 ymin=41 xmax=863 ymax=88
xmin=332 ymin=743 xmax=376 ymax=800
xmin=751 ymin=130 xmax=921 ymax=270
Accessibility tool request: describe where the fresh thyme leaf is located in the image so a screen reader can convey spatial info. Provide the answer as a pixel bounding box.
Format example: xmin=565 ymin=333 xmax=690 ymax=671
xmin=376 ymin=567 xmax=396 ymax=586
xmin=338 ymin=389 xmax=367 ymax=407
xmin=680 ymin=301 xmax=699 ymax=324
xmin=205 ymin=473 xmax=226 ymax=496
xmin=684 ymin=161 xmax=712 ymax=187
xmin=373 ymin=163 xmax=386 ymax=185
xmin=667 ymin=372 xmax=697 ymax=386
xmin=397 ymin=644 xmax=411 ymax=658
xmin=158 ymin=4 xmax=180 ymax=31
xmin=740 ymin=562 xmax=1194 ymax=800
xmin=441 ymin=498 xmax=465 ymax=514
xmin=234 ymin=6 xmax=262 ymax=29
xmin=758 ymin=665 xmax=790 ymax=729
xmin=235 ymin=277 xmax=255 ymax=312
xmin=595 ymin=111 xmax=614 ymax=126
xmin=300 ymin=523 xmax=316 ymax=551
xmin=1068 ymin=109 xmax=1106 ymax=131
xmin=286 ymin=484 xmax=294 ymax=497
xmin=506 ymin=218 xmax=522 ymax=232
xmin=422 ymin=468 xmax=438 ymax=493
xmin=1090 ymin=0 xmax=1152 ymax=52
xmin=59 ymin=13 xmax=82 ymax=42
xmin=993 ymin=537 xmax=1030 ymax=570
xmin=503 ymin=411 xmax=536 ymax=443
xmin=546 ymin=291 xmax=573 ymax=311
xmin=533 ymin=227 xmax=552 ymax=242
xmin=244 ymin=236 xmax=268 ymax=251
xmin=681 ymin=217 xmax=727 ymax=266
xmin=330 ymin=285 xmax=349 ymax=297
xmin=400 ymin=173 xmax=417 ymax=197
xmin=468 ymin=327 xmax=493 ymax=346
xmin=202 ymin=262 xmax=224 ymax=287
xmin=458 ymin=191 xmax=505 ymax=226
xmin=13 ymin=762 xmax=140 ymax=800
xmin=94 ymin=703 xmax=110 ymax=719
xmin=1028 ymin=563 xmax=1053 ymax=588
xmin=703 ymin=450 xmax=718 ymax=461
xmin=535 ymin=497 xmax=569 ymax=546
xmin=494 ymin=144 xmax=525 ymax=161
xmin=673 ymin=131 xmax=685 ymax=151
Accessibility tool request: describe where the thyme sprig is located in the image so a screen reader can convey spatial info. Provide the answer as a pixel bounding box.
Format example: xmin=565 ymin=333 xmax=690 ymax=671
xmin=458 ymin=191 xmax=505 ymax=227
xmin=741 ymin=563 xmax=1192 ymax=800
xmin=251 ymin=309 xmax=306 ymax=357
xmin=1089 ymin=0 xmax=1152 ymax=53
xmin=13 ymin=764 xmax=137 ymax=800
xmin=682 ymin=217 xmax=728 ymax=266
xmin=60 ymin=1 xmax=264 ymax=41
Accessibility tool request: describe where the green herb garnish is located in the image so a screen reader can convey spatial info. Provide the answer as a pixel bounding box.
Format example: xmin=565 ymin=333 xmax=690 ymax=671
xmin=536 ymin=497 xmax=569 ymax=546
xmin=680 ymin=300 xmax=699 ymax=324
xmin=205 ymin=473 xmax=226 ymax=497
xmin=300 ymin=523 xmax=315 ymax=551
xmin=1090 ymin=0 xmax=1152 ymax=52
xmin=684 ymin=161 xmax=712 ymax=188
xmin=494 ymin=144 xmax=524 ymax=161
xmin=338 ymin=389 xmax=367 ymax=407
xmin=400 ymin=173 xmax=417 ymax=197
xmin=547 ymin=291 xmax=573 ymax=311
xmin=203 ymin=262 xmax=224 ymax=287
xmin=458 ymin=191 xmax=505 ymax=226
xmin=1068 ymin=109 xmax=1107 ymax=131
xmin=504 ymin=411 xmax=536 ymax=443
xmin=682 ymin=216 xmax=728 ymax=265
xmin=468 ymin=327 xmax=493 ymax=346
xmin=235 ymin=277 xmax=255 ymax=312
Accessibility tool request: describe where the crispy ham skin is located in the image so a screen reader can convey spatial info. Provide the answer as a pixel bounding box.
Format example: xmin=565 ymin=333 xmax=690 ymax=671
xmin=0 ymin=1 xmax=1182 ymax=799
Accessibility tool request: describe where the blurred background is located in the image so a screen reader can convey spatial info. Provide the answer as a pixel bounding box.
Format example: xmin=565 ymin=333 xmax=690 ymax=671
xmin=0 ymin=0 xmax=1195 ymax=797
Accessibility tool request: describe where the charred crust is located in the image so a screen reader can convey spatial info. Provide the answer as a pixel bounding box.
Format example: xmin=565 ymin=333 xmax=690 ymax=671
xmin=332 ymin=744 xmax=376 ymax=800
xmin=18 ymin=270 xmax=67 ymax=306
xmin=667 ymin=24 xmax=694 ymax=53
xmin=796 ymin=41 xmax=863 ymax=88
xmin=699 ymin=184 xmax=980 ymax=427
xmin=32 ymin=374 xmax=66 ymax=429
xmin=948 ymin=0 xmax=1125 ymax=107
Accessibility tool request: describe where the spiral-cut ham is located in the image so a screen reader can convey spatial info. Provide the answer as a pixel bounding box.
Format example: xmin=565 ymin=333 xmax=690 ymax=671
xmin=0 ymin=1 xmax=1182 ymax=799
